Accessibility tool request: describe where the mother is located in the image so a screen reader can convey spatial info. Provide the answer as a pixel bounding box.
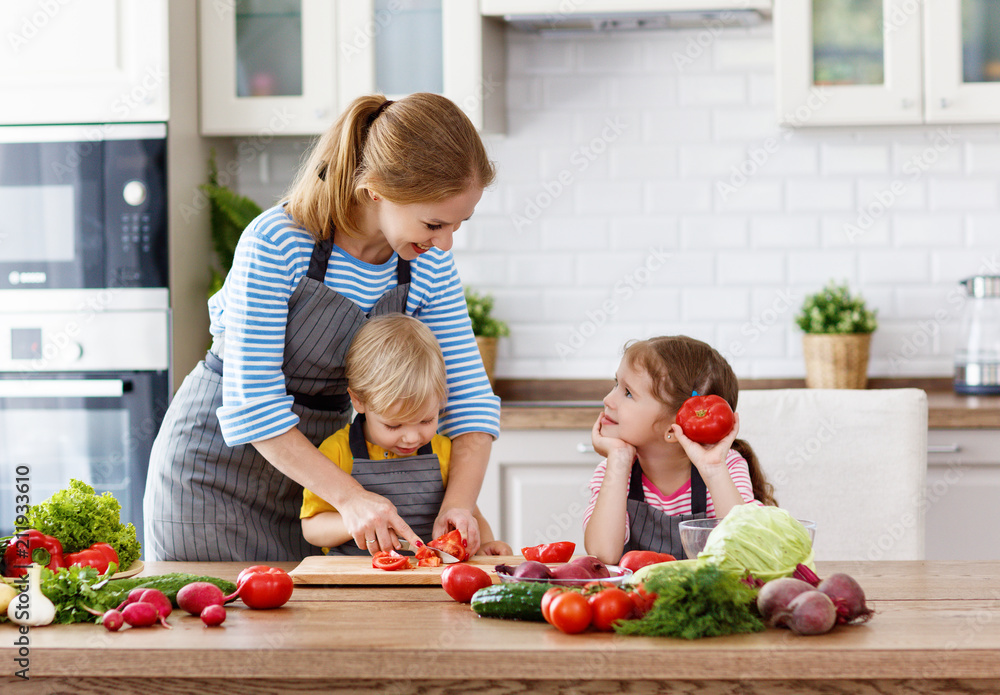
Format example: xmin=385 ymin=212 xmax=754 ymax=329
xmin=144 ymin=93 xmax=500 ymax=561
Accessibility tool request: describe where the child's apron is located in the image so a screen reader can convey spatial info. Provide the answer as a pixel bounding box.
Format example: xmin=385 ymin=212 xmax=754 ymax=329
xmin=622 ymin=462 xmax=708 ymax=559
xmin=144 ymin=237 xmax=411 ymax=561
xmin=325 ymin=413 xmax=446 ymax=556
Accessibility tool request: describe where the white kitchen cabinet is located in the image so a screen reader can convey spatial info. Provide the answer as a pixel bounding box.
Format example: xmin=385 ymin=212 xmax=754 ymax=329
xmin=198 ymin=0 xmax=504 ymax=136
xmin=775 ymin=0 xmax=1000 ymax=126
xmin=0 ymin=0 xmax=169 ymax=125
xmin=480 ymin=430 xmax=600 ymax=552
xmin=925 ymin=429 xmax=1000 ymax=561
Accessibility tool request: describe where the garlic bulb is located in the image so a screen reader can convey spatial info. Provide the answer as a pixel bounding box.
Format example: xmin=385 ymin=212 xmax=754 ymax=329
xmin=8 ymin=563 xmax=56 ymax=627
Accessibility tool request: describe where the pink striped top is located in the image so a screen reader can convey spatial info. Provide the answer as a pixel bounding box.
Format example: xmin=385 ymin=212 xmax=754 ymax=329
xmin=583 ymin=450 xmax=762 ymax=542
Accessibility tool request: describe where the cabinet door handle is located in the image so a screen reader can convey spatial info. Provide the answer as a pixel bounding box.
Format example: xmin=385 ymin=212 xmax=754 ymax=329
xmin=927 ymin=444 xmax=961 ymax=454
xmin=576 ymin=443 xmax=595 ymax=454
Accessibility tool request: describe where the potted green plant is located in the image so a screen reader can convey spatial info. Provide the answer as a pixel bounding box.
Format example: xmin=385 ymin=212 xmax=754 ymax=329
xmin=795 ymin=280 xmax=878 ymax=389
xmin=465 ymin=288 xmax=509 ymax=386
xmin=200 ymin=150 xmax=263 ymax=296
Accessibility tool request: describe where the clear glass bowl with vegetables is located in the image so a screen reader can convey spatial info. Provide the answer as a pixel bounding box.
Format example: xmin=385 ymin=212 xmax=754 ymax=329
xmin=679 ymin=515 xmax=817 ymax=561
xmin=494 ymin=556 xmax=633 ymax=586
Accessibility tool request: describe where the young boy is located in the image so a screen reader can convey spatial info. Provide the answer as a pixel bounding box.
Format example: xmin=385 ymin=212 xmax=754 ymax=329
xmin=301 ymin=314 xmax=510 ymax=556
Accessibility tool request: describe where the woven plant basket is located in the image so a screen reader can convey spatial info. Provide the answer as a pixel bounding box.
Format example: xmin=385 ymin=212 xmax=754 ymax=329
xmin=476 ymin=336 xmax=498 ymax=387
xmin=802 ymin=333 xmax=872 ymax=389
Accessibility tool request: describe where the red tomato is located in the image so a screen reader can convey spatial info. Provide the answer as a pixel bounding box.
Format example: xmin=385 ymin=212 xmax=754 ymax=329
xmin=427 ymin=530 xmax=468 ymax=562
xmin=588 ymin=588 xmax=635 ymax=631
xmin=372 ymin=551 xmax=411 ymax=571
xmin=676 ymin=394 xmax=735 ymax=444
xmin=521 ymin=541 xmax=575 ymax=563
xmin=546 ymin=591 xmax=592 ymax=634
xmin=618 ymin=550 xmax=676 ymax=573
xmin=440 ymin=564 xmax=492 ymax=603
xmin=235 ymin=566 xmax=295 ymax=609
xmin=627 ymin=584 xmax=658 ymax=617
xmin=540 ymin=587 xmax=565 ymax=623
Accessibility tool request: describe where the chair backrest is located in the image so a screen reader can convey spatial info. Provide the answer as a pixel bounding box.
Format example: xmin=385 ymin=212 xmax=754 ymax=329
xmin=735 ymin=388 xmax=928 ymax=561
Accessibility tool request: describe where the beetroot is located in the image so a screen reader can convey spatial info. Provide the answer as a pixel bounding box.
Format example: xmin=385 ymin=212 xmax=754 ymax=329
xmin=818 ymin=572 xmax=875 ymax=624
xmin=756 ymin=577 xmax=815 ymax=625
xmin=782 ymin=591 xmax=837 ymax=635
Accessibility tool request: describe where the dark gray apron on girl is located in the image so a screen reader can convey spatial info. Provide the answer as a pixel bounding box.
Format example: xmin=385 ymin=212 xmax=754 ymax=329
xmin=144 ymin=237 xmax=412 ymax=561
xmin=325 ymin=413 xmax=446 ymax=556
xmin=623 ymin=462 xmax=707 ymax=560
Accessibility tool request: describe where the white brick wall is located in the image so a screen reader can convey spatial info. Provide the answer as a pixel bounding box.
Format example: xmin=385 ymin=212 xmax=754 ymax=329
xmin=234 ymin=24 xmax=1000 ymax=382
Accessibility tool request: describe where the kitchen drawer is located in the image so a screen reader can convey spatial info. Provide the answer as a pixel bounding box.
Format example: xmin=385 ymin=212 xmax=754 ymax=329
xmin=927 ymin=429 xmax=1000 ymax=464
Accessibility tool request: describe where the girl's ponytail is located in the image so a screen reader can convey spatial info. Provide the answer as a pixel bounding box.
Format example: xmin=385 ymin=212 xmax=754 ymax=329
xmin=733 ymin=438 xmax=776 ymax=507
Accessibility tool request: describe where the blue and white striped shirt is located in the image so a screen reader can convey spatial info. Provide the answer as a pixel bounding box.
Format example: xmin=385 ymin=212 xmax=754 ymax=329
xmin=208 ymin=205 xmax=500 ymax=446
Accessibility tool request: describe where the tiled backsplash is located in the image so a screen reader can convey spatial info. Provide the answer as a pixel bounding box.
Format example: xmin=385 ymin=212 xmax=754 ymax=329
xmin=234 ymin=24 xmax=999 ymax=382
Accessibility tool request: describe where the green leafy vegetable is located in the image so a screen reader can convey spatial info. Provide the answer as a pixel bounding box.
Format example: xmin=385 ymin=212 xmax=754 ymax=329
xmin=25 ymin=479 xmax=141 ymax=570
xmin=616 ymin=563 xmax=763 ymax=639
xmin=699 ymin=505 xmax=816 ymax=582
xmin=35 ymin=564 xmax=116 ymax=624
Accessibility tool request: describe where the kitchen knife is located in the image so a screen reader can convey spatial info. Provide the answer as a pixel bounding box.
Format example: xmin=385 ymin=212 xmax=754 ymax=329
xmin=397 ymin=538 xmax=460 ymax=564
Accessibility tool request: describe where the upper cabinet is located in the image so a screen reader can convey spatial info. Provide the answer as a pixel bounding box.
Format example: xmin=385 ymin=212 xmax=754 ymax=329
xmin=0 ymin=0 xmax=169 ymax=125
xmin=776 ymin=0 xmax=1000 ymax=126
xmin=199 ymin=0 xmax=504 ymax=136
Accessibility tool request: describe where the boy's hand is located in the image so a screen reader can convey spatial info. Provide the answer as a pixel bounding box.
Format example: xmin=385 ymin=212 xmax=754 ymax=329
xmin=433 ymin=507 xmax=480 ymax=556
xmin=479 ymin=540 xmax=513 ymax=556
xmin=670 ymin=413 xmax=741 ymax=481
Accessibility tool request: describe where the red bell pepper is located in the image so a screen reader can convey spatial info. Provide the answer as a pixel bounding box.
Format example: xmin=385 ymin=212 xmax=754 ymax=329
xmin=521 ymin=541 xmax=576 ymax=563
xmin=3 ymin=529 xmax=67 ymax=577
xmin=65 ymin=542 xmax=120 ymax=574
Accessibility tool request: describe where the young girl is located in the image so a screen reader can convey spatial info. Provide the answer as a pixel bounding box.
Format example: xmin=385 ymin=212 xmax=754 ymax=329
xmin=583 ymin=335 xmax=775 ymax=564
xmin=301 ymin=314 xmax=511 ymax=556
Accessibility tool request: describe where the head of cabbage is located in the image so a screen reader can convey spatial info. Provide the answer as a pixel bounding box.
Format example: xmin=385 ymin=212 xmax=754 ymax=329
xmin=697 ymin=505 xmax=815 ymax=582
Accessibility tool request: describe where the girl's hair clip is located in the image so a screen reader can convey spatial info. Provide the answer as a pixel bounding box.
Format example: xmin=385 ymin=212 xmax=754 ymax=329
xmin=691 ymin=390 xmax=699 ymax=397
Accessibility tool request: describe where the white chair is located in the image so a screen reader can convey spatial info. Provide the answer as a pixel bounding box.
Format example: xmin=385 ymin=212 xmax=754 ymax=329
xmin=735 ymin=388 xmax=928 ymax=562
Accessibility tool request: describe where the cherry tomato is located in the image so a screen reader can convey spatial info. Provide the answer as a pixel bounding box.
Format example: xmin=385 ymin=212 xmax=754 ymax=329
xmin=521 ymin=541 xmax=575 ymax=563
xmin=618 ymin=550 xmax=676 ymax=573
xmin=546 ymin=591 xmax=592 ymax=634
xmin=427 ymin=530 xmax=468 ymax=562
xmin=588 ymin=588 xmax=635 ymax=631
xmin=676 ymin=394 xmax=735 ymax=444
xmin=540 ymin=587 xmax=565 ymax=623
xmin=372 ymin=551 xmax=411 ymax=571
xmin=440 ymin=564 xmax=492 ymax=603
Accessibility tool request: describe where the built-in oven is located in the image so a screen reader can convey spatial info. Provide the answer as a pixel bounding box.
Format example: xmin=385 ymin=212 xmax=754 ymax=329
xmin=0 ymin=124 xmax=169 ymax=553
xmin=0 ymin=123 xmax=166 ymax=290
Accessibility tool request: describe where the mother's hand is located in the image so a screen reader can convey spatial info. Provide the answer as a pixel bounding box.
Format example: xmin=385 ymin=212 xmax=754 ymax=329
xmin=336 ymin=487 xmax=422 ymax=555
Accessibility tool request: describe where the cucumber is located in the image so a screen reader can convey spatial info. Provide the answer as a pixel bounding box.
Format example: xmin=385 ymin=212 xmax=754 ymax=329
xmin=95 ymin=573 xmax=237 ymax=608
xmin=470 ymin=581 xmax=555 ymax=621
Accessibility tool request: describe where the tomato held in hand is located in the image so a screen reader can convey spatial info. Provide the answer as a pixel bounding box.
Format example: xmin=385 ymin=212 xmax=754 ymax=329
xmin=521 ymin=541 xmax=575 ymax=563
xmin=676 ymin=394 xmax=735 ymax=444
xmin=588 ymin=588 xmax=635 ymax=631
xmin=427 ymin=529 xmax=468 ymax=562
xmin=546 ymin=591 xmax=592 ymax=634
xmin=618 ymin=550 xmax=675 ymax=573
xmin=440 ymin=564 xmax=492 ymax=603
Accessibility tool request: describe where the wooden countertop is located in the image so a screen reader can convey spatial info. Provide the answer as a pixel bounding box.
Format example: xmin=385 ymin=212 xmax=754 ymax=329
xmin=3 ymin=561 xmax=998 ymax=694
xmin=496 ymin=378 xmax=1000 ymax=429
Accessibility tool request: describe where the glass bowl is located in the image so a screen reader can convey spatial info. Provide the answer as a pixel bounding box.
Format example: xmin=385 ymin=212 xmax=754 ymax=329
xmin=678 ymin=518 xmax=817 ymax=559
xmin=495 ymin=564 xmax=633 ymax=586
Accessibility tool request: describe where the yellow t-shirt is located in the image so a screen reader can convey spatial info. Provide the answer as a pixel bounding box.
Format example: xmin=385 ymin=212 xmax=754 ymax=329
xmin=300 ymin=422 xmax=452 ymax=519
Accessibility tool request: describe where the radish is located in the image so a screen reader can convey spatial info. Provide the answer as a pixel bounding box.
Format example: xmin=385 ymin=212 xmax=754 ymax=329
xmin=200 ymin=604 xmax=226 ymax=627
xmin=756 ymin=577 xmax=815 ymax=625
xmin=102 ymin=609 xmax=124 ymax=632
xmin=817 ymin=572 xmax=875 ymax=624
xmin=121 ymin=602 xmax=160 ymax=628
xmin=783 ymin=590 xmax=837 ymax=635
xmin=177 ymin=581 xmax=226 ymax=616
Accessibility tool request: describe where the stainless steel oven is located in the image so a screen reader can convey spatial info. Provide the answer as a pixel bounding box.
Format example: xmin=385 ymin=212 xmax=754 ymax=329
xmin=0 ymin=123 xmax=169 ymax=552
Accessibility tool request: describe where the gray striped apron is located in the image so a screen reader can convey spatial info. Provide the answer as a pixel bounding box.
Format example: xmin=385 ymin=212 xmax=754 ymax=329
xmin=623 ymin=462 xmax=707 ymax=560
xmin=144 ymin=237 xmax=412 ymax=561
xmin=325 ymin=413 xmax=446 ymax=556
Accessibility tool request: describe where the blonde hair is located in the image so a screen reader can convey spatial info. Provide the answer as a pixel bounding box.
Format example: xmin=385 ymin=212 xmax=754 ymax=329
xmin=623 ymin=336 xmax=776 ymax=507
xmin=346 ymin=314 xmax=448 ymax=420
xmin=284 ymin=93 xmax=496 ymax=241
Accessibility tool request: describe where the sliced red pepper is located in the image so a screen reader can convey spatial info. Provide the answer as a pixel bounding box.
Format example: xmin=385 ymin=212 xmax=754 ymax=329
xmin=3 ymin=529 xmax=66 ymax=577
xmin=372 ymin=550 xmax=412 ymax=571
xmin=521 ymin=541 xmax=575 ymax=563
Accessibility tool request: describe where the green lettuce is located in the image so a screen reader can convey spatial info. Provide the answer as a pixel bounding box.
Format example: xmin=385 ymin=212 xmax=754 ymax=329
xmin=698 ymin=505 xmax=815 ymax=582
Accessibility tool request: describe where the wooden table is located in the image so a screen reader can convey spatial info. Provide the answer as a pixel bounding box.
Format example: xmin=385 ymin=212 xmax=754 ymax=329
xmin=3 ymin=561 xmax=999 ymax=694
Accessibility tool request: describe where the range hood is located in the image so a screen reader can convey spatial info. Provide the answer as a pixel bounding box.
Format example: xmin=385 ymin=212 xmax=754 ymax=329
xmin=480 ymin=1 xmax=771 ymax=33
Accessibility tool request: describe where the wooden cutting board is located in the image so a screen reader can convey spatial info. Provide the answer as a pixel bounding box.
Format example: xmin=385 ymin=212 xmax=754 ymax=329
xmin=288 ymin=554 xmax=522 ymax=585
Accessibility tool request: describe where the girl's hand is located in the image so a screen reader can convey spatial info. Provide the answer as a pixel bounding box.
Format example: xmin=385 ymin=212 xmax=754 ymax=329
xmin=591 ymin=413 xmax=635 ymax=469
xmin=670 ymin=413 xmax=740 ymax=481
xmin=479 ymin=540 xmax=513 ymax=556
xmin=433 ymin=507 xmax=480 ymax=556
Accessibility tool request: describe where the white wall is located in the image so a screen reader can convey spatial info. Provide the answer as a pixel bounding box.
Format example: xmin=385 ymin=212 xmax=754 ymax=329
xmin=233 ymin=23 xmax=1000 ymax=383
